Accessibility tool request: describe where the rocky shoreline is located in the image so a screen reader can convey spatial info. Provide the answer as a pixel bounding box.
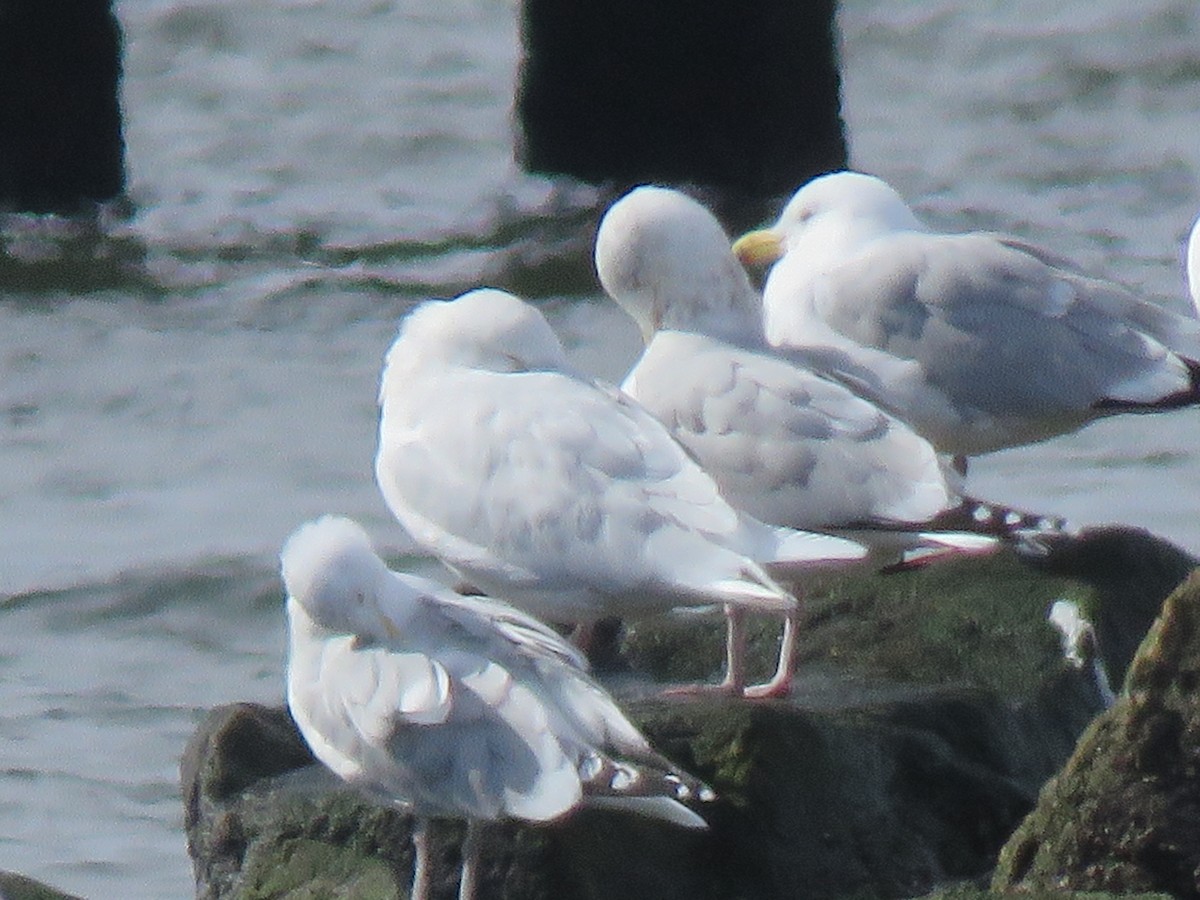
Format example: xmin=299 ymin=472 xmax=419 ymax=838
xmin=170 ymin=527 xmax=1196 ymax=899
xmin=8 ymin=526 xmax=1195 ymax=899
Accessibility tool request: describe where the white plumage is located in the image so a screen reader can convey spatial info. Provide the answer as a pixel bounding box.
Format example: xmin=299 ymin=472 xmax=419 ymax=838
xmin=734 ymin=171 xmax=1200 ymax=457
xmin=1187 ymin=212 xmax=1200 ymax=319
xmin=375 ymin=288 xmax=867 ymax=697
xmin=596 ymin=185 xmax=1019 ymax=566
xmin=282 ymin=515 xmax=712 ymax=900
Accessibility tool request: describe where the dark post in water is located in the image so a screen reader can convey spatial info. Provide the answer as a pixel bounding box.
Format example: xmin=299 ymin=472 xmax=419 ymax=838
xmin=516 ymin=0 xmax=846 ymax=219
xmin=0 ymin=0 xmax=126 ymax=213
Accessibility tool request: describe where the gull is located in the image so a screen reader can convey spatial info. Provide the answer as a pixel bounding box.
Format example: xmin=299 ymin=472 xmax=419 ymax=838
xmin=595 ymin=185 xmax=1057 ymax=568
xmin=375 ymin=288 xmax=868 ymax=698
xmin=282 ymin=515 xmax=714 ymax=900
xmin=733 ymin=171 xmax=1200 ymax=458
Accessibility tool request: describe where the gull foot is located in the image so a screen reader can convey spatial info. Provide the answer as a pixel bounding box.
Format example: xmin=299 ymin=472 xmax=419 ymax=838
xmin=740 ymin=678 xmax=792 ymax=700
xmin=660 ymin=680 xmax=742 ymax=698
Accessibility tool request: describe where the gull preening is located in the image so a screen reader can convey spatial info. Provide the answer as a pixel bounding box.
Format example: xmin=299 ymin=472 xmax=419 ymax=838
xmin=375 ymin=288 xmax=868 ymax=698
xmin=734 ymin=171 xmax=1200 ymax=458
xmin=282 ymin=515 xmax=714 ymax=900
xmin=596 ymin=185 xmax=1059 ymax=567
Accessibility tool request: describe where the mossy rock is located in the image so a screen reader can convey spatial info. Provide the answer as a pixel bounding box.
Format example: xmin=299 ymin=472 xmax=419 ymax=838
xmin=622 ymin=548 xmax=1086 ymax=698
xmin=239 ymin=837 xmax=399 ymax=899
xmin=917 ymin=888 xmax=1170 ymax=900
xmin=183 ymin=686 xmax=1091 ymax=899
xmin=0 ymin=872 xmax=84 ymax=900
xmin=183 ymin=529 xmax=1196 ymax=899
xmin=992 ymin=571 xmax=1200 ymax=897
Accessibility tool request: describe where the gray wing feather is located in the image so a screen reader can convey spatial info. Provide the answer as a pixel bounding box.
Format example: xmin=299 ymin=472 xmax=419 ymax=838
xmin=626 ymin=331 xmax=954 ymax=527
xmin=820 ymin=232 xmax=1194 ymax=416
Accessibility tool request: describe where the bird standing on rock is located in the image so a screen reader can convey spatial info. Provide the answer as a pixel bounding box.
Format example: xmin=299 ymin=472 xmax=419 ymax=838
xmin=282 ymin=515 xmax=714 ymax=900
xmin=734 ymin=171 xmax=1200 ymax=460
xmin=374 ymin=288 xmax=868 ymax=698
xmin=596 ymin=185 xmax=1063 ymax=571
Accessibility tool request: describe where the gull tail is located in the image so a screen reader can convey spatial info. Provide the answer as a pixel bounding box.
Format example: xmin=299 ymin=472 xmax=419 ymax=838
xmin=851 ymin=496 xmax=1071 ymax=575
xmin=579 ymin=751 xmax=716 ymax=830
xmin=1092 ymin=356 xmax=1200 ymax=412
xmin=587 ymin=795 xmax=710 ymax=829
xmin=1174 ymin=357 xmax=1200 ymax=406
xmin=755 ymin=523 xmax=869 ymax=574
xmin=705 ymin=573 xmax=795 ymax=611
xmin=673 ymin=542 xmax=797 ymax=611
xmin=712 ymin=517 xmax=865 ymax=600
xmin=924 ymin=496 xmax=1072 ymax=538
xmin=876 ymin=531 xmax=1001 ymax=574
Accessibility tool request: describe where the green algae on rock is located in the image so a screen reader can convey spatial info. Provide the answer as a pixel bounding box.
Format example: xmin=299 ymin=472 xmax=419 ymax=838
xmin=182 ymin=704 xmax=707 ymax=900
xmin=992 ymin=570 xmax=1200 ymax=897
xmin=622 ymin=549 xmax=1087 ymax=698
xmin=0 ymin=872 xmax=85 ymax=900
xmin=183 ymin=530 xmax=1196 ymax=898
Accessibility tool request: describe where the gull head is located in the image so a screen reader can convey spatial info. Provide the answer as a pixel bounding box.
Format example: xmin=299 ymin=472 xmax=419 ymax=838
xmin=777 ymin=171 xmax=922 ymax=238
xmin=595 ymin=186 xmax=760 ymax=344
xmin=281 ymin=516 xmax=391 ymax=636
xmin=385 ymin=289 xmax=568 ymax=378
xmin=734 ymin=171 xmax=924 ymax=270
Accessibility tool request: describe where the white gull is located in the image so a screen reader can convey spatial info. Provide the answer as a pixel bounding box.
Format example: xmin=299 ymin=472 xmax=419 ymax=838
xmin=733 ymin=171 xmax=1200 ymax=458
xmin=282 ymin=515 xmax=713 ymax=900
xmin=596 ymin=185 xmax=1054 ymax=568
xmin=374 ymin=289 xmax=868 ymax=698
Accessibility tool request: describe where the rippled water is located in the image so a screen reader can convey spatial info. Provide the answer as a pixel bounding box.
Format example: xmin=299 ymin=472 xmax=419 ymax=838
xmin=2 ymin=0 xmax=1199 ymax=896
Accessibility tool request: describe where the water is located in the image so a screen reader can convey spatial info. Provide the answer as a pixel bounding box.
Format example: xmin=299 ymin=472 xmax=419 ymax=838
xmin=2 ymin=0 xmax=1199 ymax=895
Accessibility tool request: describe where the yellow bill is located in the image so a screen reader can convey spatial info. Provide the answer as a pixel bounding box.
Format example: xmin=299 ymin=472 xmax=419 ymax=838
xmin=731 ymin=229 xmax=785 ymax=268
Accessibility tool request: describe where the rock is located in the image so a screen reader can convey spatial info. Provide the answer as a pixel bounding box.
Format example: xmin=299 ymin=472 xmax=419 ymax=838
xmin=991 ymin=569 xmax=1200 ymax=897
xmin=183 ymin=704 xmax=713 ymax=899
xmin=1017 ymin=525 xmax=1200 ymax=686
xmin=515 ymin=0 xmax=846 ymax=229
xmin=917 ymin=888 xmax=1170 ymax=900
xmin=183 ymin=533 xmax=1195 ymax=898
xmin=0 ymin=0 xmax=125 ymax=212
xmin=0 ymin=872 xmax=84 ymax=900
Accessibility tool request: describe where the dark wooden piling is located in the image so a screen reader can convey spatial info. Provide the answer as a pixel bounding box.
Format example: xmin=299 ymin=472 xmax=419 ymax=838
xmin=0 ymin=0 xmax=125 ymax=213
xmin=516 ymin=0 xmax=846 ymax=222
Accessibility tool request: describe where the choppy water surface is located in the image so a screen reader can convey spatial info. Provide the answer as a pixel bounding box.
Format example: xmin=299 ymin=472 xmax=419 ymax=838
xmin=2 ymin=0 xmax=1199 ymax=895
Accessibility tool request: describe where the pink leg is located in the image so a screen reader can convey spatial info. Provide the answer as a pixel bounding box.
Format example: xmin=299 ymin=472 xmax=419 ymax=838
xmin=721 ymin=604 xmax=748 ymax=694
xmin=411 ymin=817 xmax=432 ymax=900
xmin=457 ymin=820 xmax=483 ymax=900
xmin=741 ymin=602 xmax=801 ymax=700
xmin=662 ymin=604 xmax=746 ymax=697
